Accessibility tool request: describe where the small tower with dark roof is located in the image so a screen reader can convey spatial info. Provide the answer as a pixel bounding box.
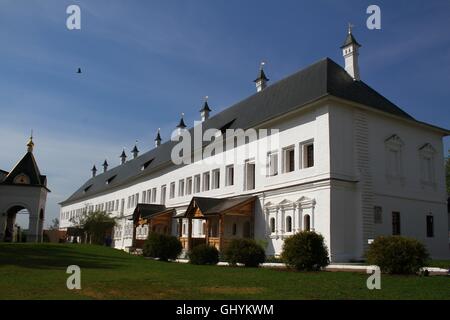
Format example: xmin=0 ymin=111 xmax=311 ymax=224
xmin=200 ymin=96 xmax=212 ymax=122
xmin=254 ymin=61 xmax=269 ymax=92
xmin=155 ymin=128 xmax=162 ymax=148
xmin=91 ymin=165 xmax=97 ymax=177
xmin=341 ymin=23 xmax=361 ymax=81
xmin=120 ymin=149 xmax=127 ymax=165
xmin=132 ymin=143 xmax=139 ymax=159
xmin=102 ymin=160 xmax=108 ymax=173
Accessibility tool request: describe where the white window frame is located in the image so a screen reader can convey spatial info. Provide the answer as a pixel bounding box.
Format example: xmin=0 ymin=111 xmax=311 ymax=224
xmin=282 ymin=146 xmax=295 ymax=173
xmin=225 ymin=165 xmax=234 ymax=186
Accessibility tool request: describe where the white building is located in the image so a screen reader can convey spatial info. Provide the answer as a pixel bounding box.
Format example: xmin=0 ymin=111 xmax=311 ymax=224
xmin=59 ymin=30 xmax=449 ymax=261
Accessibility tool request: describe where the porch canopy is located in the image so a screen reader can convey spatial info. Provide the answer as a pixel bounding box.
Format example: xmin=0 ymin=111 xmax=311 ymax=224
xmin=180 ymin=196 xmax=256 ymax=251
xmin=132 ymin=204 xmax=175 ymax=248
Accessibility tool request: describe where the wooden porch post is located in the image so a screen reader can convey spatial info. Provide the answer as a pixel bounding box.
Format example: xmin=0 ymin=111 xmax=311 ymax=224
xmin=187 ymin=218 xmax=193 ymax=251
xmin=219 ymin=214 xmax=224 ymax=251
xmin=205 ymin=219 xmax=209 ymax=246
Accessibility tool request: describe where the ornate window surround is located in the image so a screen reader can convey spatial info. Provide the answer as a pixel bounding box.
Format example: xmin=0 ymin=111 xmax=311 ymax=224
xmin=418 ymin=143 xmax=436 ymax=188
xmin=265 ymin=196 xmax=316 ymax=239
xmin=384 ymin=134 xmax=405 ymax=184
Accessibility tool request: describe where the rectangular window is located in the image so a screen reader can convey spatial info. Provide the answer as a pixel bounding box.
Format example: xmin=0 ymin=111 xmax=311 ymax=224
xmin=392 ymin=212 xmax=401 ymax=235
xmin=186 ymin=177 xmax=193 ymax=195
xmin=170 ymin=182 xmax=176 ymax=199
xmin=225 ymin=165 xmax=234 ymax=186
xmin=135 ymin=193 xmax=139 ymax=205
xmin=283 ymin=146 xmax=295 ymax=173
xmin=212 ymin=169 xmax=220 ymax=189
xmin=151 ymin=188 xmax=157 ymax=203
xmin=202 ymin=172 xmax=210 ymax=191
xmin=142 ymin=191 xmax=146 ymax=204
xmin=194 ymin=175 xmax=201 ymax=193
xmin=426 ymin=215 xmax=434 ymax=238
xmin=267 ymin=151 xmax=279 ymax=177
xmin=161 ymin=185 xmax=166 ymax=204
xmin=146 ymin=190 xmax=151 ymax=203
xmin=245 ymin=160 xmax=256 ymax=190
xmin=179 ymin=179 xmax=185 ymax=197
xmin=374 ymin=206 xmax=383 ymax=224
xmin=120 ymin=199 xmax=124 ymax=215
xmin=305 ymin=143 xmax=314 ymax=168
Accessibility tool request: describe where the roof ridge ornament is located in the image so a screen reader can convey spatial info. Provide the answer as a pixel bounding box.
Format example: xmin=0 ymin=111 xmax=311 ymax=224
xmin=27 ymin=130 xmax=34 ymax=153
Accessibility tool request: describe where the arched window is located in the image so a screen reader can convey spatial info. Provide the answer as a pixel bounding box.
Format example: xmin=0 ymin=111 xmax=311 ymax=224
xmin=304 ymin=215 xmax=311 ymax=231
xmin=270 ymin=217 xmax=276 ymax=233
xmin=232 ymin=223 xmax=237 ymax=236
xmin=286 ymin=216 xmax=292 ymax=232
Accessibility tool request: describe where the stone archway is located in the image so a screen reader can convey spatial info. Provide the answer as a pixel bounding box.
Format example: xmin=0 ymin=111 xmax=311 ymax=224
xmin=0 ymin=203 xmax=43 ymax=243
xmin=2 ymin=205 xmax=29 ymax=242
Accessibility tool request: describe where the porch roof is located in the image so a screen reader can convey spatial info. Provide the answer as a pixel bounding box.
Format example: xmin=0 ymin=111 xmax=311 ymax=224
xmin=132 ymin=204 xmax=174 ymax=222
xmin=183 ymin=196 xmax=256 ymax=218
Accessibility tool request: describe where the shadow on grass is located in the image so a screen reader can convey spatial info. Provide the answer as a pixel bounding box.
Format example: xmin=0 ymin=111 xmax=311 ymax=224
xmin=0 ymin=244 xmax=132 ymax=270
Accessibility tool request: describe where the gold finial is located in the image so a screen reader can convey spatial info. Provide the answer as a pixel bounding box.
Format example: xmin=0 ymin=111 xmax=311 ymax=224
xmin=27 ymin=130 xmax=34 ymax=152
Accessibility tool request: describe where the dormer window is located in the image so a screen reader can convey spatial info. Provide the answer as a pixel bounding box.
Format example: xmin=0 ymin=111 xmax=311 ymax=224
xmin=106 ymin=175 xmax=117 ymax=185
xmin=141 ymin=158 xmax=154 ymax=171
xmin=83 ymin=184 xmax=92 ymax=193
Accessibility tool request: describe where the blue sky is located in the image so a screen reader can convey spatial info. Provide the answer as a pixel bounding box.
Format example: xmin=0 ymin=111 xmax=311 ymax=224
xmin=0 ymin=0 xmax=449 ymax=227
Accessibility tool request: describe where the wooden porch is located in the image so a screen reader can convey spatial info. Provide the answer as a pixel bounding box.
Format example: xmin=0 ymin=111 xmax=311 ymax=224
xmin=132 ymin=204 xmax=174 ymax=249
xmin=179 ymin=196 xmax=256 ymax=252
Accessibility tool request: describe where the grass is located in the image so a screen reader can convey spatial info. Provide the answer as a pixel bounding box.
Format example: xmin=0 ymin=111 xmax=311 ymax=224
xmin=0 ymin=243 xmax=449 ymax=300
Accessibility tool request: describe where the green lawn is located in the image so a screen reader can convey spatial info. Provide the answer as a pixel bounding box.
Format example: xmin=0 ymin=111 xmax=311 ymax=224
xmin=0 ymin=243 xmax=448 ymax=300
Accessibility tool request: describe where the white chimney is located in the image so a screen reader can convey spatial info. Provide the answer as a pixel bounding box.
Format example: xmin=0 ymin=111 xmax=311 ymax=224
xmin=341 ymin=24 xmax=361 ymax=81
xmin=155 ymin=128 xmax=162 ymax=148
xmin=254 ymin=61 xmax=269 ymax=92
xmin=176 ymin=113 xmax=187 ymax=136
xmin=132 ymin=143 xmax=139 ymax=159
xmin=102 ymin=160 xmax=108 ymax=173
xmin=120 ymin=149 xmax=127 ymax=165
xmin=91 ymin=165 xmax=97 ymax=177
xmin=199 ymin=96 xmax=211 ymax=122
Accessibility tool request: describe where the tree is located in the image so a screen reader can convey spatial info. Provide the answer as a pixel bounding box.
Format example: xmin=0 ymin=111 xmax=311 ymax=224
xmin=49 ymin=218 xmax=59 ymax=230
xmin=71 ymin=211 xmax=116 ymax=245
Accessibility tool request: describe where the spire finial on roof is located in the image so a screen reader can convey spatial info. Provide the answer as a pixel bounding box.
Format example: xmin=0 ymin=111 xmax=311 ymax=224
xmin=348 ymin=22 xmax=354 ymax=34
xmin=27 ymin=130 xmax=34 ymax=153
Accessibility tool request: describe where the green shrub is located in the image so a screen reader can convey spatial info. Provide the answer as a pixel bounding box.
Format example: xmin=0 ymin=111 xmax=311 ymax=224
xmin=366 ymin=236 xmax=429 ymax=274
xmin=142 ymin=233 xmax=182 ymax=261
xmin=281 ymin=231 xmax=329 ymax=271
xmin=189 ymin=244 xmax=219 ymax=265
xmin=224 ymin=239 xmax=266 ymax=267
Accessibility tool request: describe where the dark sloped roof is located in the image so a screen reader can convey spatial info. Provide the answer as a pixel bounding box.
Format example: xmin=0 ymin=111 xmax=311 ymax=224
xmin=133 ymin=204 xmax=173 ymax=221
xmin=1 ymin=152 xmax=49 ymax=190
xmin=60 ymin=57 xmax=447 ymax=206
xmin=186 ymin=196 xmax=256 ymax=216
